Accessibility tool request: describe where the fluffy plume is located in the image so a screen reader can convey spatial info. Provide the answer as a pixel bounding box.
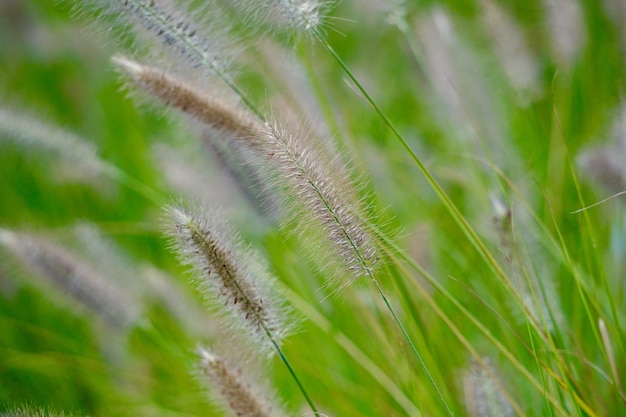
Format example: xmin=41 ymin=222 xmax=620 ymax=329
xmin=577 ymin=103 xmax=626 ymax=194
xmin=0 ymin=229 xmax=139 ymax=329
xmin=481 ymin=0 xmax=541 ymax=97
xmin=254 ymin=121 xmax=378 ymax=283
xmin=0 ymin=108 xmax=104 ymax=177
xmin=165 ymin=204 xmax=290 ymax=351
xmin=234 ymin=0 xmax=329 ymax=35
xmin=576 ymin=145 xmax=626 ymax=194
xmin=115 ymin=56 xmax=277 ymax=219
xmin=543 ymin=0 xmax=586 ymax=68
xmin=113 ymin=56 xmax=256 ymax=135
xmin=80 ymin=0 xmax=235 ymax=80
xmin=198 ymin=348 xmax=286 ymax=417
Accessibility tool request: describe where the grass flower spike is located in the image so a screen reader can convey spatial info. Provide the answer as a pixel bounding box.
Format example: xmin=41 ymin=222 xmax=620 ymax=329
xmin=80 ymin=0 xmax=235 ymax=82
xmin=238 ymin=0 xmax=329 ymax=34
xmin=166 ymin=204 xmax=319 ymax=413
xmin=463 ymin=358 xmax=514 ymax=417
xmin=198 ymin=348 xmax=286 ymax=417
xmin=256 ymin=120 xmax=378 ymax=284
xmin=0 ymin=229 xmax=139 ymax=329
xmin=113 ymin=56 xmax=257 ymax=137
xmin=0 ymin=108 xmax=103 ymax=177
xmin=165 ymin=204 xmax=288 ymax=350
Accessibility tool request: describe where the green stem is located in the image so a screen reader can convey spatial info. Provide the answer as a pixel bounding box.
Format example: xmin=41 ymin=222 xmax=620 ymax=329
xmin=367 ymin=270 xmax=455 ymax=417
xmin=267 ymin=335 xmax=319 ymax=415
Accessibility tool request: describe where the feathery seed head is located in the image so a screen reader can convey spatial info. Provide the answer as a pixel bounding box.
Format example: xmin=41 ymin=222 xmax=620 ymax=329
xmin=278 ymin=0 xmax=325 ymax=31
xmin=256 ymin=120 xmax=378 ymax=284
xmin=113 ymin=56 xmax=257 ymax=138
xmin=198 ymin=347 xmax=286 ymax=417
xmin=165 ymin=204 xmax=289 ymax=351
xmin=577 ymin=104 xmax=626 ymax=194
xmin=481 ymin=0 xmax=540 ymax=96
xmin=543 ymin=0 xmax=585 ymax=68
xmin=236 ymin=0 xmax=329 ymax=36
xmin=0 ymin=108 xmax=104 ymax=177
xmin=0 ymin=229 xmax=139 ymax=329
xmin=113 ymin=57 xmax=277 ymax=223
xmin=80 ymin=0 xmax=235 ymax=80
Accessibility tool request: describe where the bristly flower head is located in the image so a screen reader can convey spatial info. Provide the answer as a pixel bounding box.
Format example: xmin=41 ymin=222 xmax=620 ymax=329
xmin=254 ymin=120 xmax=378 ymax=285
xmin=0 ymin=229 xmax=139 ymax=329
xmin=77 ymin=0 xmax=236 ymax=81
xmin=233 ymin=0 xmax=331 ymax=37
xmin=165 ymin=203 xmax=290 ymax=352
xmin=198 ymin=348 xmax=287 ymax=417
xmin=0 ymin=108 xmax=104 ymax=178
xmin=266 ymin=0 xmax=328 ymax=32
xmin=463 ymin=358 xmax=515 ymax=417
xmin=113 ymin=56 xmax=257 ymax=137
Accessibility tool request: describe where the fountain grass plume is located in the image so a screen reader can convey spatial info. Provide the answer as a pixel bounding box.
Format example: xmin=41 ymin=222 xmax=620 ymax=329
xmin=198 ymin=348 xmax=287 ymax=417
xmin=76 ymin=0 xmax=237 ymax=82
xmin=166 ymin=204 xmax=320 ymax=413
xmin=0 ymin=229 xmax=140 ymax=329
xmin=255 ymin=120 xmax=378 ymax=285
xmin=113 ymin=56 xmax=257 ymax=136
xmin=233 ymin=0 xmax=332 ymax=37
xmin=0 ymin=105 xmax=163 ymax=203
xmin=0 ymin=107 xmax=103 ymax=176
xmin=463 ymin=358 xmax=514 ymax=417
xmin=164 ymin=203 xmax=291 ymax=352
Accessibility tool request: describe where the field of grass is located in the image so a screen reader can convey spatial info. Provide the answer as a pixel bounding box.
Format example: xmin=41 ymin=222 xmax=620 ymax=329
xmin=0 ymin=0 xmax=625 ymax=416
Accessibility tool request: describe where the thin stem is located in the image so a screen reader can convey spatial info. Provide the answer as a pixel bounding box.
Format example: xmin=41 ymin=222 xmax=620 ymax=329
xmin=267 ymin=335 xmax=319 ymax=415
xmin=367 ymin=270 xmax=455 ymax=417
xmin=279 ymin=282 xmax=423 ymax=416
